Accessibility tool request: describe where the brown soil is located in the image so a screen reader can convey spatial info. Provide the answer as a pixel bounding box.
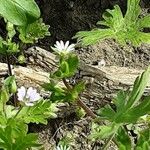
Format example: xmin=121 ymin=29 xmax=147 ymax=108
xmin=30 ymin=1 xmax=150 ymax=149
xmin=0 ymin=0 xmax=150 ymax=149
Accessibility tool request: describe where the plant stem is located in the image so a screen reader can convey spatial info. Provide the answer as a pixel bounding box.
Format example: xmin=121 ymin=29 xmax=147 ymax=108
xmin=6 ymin=53 xmax=17 ymax=107
xmin=6 ymin=54 xmax=12 ymax=76
xmin=102 ymin=133 xmax=115 ymax=150
xmin=62 ymin=78 xmax=97 ymax=119
xmin=14 ymin=106 xmax=23 ymax=119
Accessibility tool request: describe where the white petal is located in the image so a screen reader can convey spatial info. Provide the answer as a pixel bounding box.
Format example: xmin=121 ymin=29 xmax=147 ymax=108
xmin=25 ymin=102 xmax=34 ymax=106
xmin=67 ymin=44 xmax=75 ymax=51
xmin=17 ymin=86 xmax=26 ymax=101
xmin=30 ymin=93 xmax=41 ymax=102
xmin=56 ymin=41 xmax=62 ymax=51
xmin=64 ymin=41 xmax=69 ymax=49
xmin=26 ymin=87 xmax=34 ymax=98
xmin=60 ymin=40 xmax=65 ymax=49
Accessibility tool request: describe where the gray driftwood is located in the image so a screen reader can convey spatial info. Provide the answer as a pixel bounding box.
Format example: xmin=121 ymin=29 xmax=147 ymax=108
xmin=0 ymin=47 xmax=149 ymax=110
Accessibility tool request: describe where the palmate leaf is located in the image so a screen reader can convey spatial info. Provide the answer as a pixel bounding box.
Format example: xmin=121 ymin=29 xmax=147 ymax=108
xmin=135 ymin=128 xmax=150 ymax=150
xmin=0 ymin=126 xmax=41 ymax=150
xmin=98 ymin=66 xmax=150 ymax=124
xmin=90 ymin=123 xmax=120 ymax=140
xmin=0 ymin=0 xmax=40 ymax=26
xmin=124 ymin=0 xmax=141 ymax=24
xmin=17 ymin=100 xmax=58 ymax=124
xmin=120 ymin=96 xmax=150 ymax=123
xmin=115 ymin=127 xmax=132 ymax=150
xmin=18 ymin=18 xmax=50 ymax=43
xmin=75 ymin=0 xmax=150 ymax=47
xmin=138 ymin=15 xmax=150 ymax=28
xmin=74 ymin=29 xmax=114 ymax=46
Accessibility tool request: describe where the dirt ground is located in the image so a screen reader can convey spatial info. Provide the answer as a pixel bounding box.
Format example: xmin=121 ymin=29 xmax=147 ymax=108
xmin=0 ymin=0 xmax=149 ymax=149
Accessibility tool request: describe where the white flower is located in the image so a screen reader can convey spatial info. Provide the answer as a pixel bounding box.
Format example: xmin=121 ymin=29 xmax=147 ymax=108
xmin=51 ymin=40 xmax=75 ymax=54
xmin=17 ymin=86 xmax=41 ymax=106
xmin=55 ymin=145 xmax=70 ymax=150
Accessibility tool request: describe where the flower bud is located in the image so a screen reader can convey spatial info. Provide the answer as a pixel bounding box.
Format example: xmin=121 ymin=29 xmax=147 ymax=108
xmin=18 ymin=55 xmax=26 ymax=64
xmin=10 ymin=78 xmax=17 ymax=94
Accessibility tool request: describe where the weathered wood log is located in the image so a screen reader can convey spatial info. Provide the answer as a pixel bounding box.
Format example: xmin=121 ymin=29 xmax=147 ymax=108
xmin=0 ymin=47 xmax=149 ymax=111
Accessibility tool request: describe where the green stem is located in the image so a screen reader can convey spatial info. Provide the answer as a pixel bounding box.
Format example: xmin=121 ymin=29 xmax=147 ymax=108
xmin=6 ymin=54 xmax=12 ymax=76
xmin=62 ymin=78 xmax=97 ymax=119
xmin=6 ymin=53 xmax=17 ymax=107
xmin=102 ymin=133 xmax=115 ymax=150
xmin=14 ymin=106 xmax=23 ymax=119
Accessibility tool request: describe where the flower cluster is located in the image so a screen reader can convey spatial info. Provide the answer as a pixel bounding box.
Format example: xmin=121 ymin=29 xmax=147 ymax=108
xmin=17 ymin=86 xmax=41 ymax=106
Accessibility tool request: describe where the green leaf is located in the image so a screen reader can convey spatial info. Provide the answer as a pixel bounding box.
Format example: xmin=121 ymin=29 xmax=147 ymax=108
xmin=138 ymin=15 xmax=150 ymax=28
xmin=113 ymin=90 xmax=127 ymax=113
xmin=0 ymin=87 xmax=9 ymax=103
xmin=18 ymin=18 xmax=50 ymax=43
xmin=126 ymin=66 xmax=150 ymax=109
xmin=65 ymin=81 xmax=85 ymax=102
xmin=121 ymin=96 xmax=150 ymax=123
xmin=90 ymin=123 xmax=120 ymax=140
xmin=136 ymin=128 xmax=150 ymax=150
xmin=13 ymin=133 xmax=41 ymax=150
xmin=0 ymin=0 xmax=40 ymax=26
xmin=52 ymin=54 xmax=79 ymax=78
xmin=74 ymin=0 xmax=150 ymax=47
xmin=17 ymin=100 xmax=59 ymax=124
xmin=115 ymin=127 xmax=132 ymax=150
xmin=74 ymin=29 xmax=114 ymax=46
xmin=4 ymin=76 xmax=17 ymax=94
xmin=97 ymin=104 xmax=116 ymax=121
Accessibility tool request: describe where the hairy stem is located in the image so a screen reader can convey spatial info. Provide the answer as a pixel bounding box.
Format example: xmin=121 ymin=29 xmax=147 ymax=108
xmin=62 ymin=78 xmax=96 ymax=119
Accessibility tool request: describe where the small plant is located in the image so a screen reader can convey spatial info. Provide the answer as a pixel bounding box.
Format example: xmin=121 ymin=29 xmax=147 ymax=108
xmin=44 ymin=40 xmax=150 ymax=149
xmin=0 ymin=76 xmax=58 ymax=149
xmin=74 ymin=0 xmax=150 ymax=46
xmin=43 ymin=40 xmax=96 ymax=119
xmin=90 ymin=66 xmax=150 ymax=149
xmin=0 ymin=0 xmax=50 ymax=105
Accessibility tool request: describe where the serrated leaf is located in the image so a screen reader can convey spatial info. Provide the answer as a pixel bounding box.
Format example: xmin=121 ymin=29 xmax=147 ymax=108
xmin=74 ymin=29 xmax=114 ymax=46
xmin=136 ymin=128 xmax=150 ymax=150
xmin=120 ymin=96 xmax=150 ymax=123
xmin=138 ymin=15 xmax=150 ymax=28
xmin=126 ymin=66 xmax=150 ymax=109
xmin=90 ymin=123 xmax=120 ymax=140
xmin=113 ymin=90 xmax=127 ymax=113
xmin=74 ymin=0 xmax=150 ymax=47
xmin=17 ymin=100 xmax=58 ymax=124
xmin=124 ymin=0 xmax=141 ymax=23
xmin=0 ymin=0 xmax=40 ymax=26
xmin=115 ymin=127 xmax=132 ymax=150
xmin=18 ymin=18 xmax=50 ymax=43
xmin=97 ymin=104 xmax=116 ymax=121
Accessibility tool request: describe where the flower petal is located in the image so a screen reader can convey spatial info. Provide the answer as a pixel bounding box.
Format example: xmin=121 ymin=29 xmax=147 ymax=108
xmin=17 ymin=86 xmax=26 ymax=101
xmin=25 ymin=102 xmax=34 ymax=106
xmin=64 ymin=41 xmax=69 ymax=50
xmin=67 ymin=44 xmax=75 ymax=51
xmin=60 ymin=40 xmax=65 ymax=49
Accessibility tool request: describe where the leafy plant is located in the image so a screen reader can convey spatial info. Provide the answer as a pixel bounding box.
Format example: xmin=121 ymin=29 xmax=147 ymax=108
xmin=90 ymin=66 xmax=150 ymax=149
xmin=0 ymin=0 xmax=40 ymax=26
xmin=0 ymin=76 xmax=58 ymax=149
xmin=74 ymin=0 xmax=150 ymax=46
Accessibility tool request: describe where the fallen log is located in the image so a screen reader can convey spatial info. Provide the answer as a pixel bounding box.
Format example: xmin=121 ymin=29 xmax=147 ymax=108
xmin=0 ymin=46 xmax=149 ymax=110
